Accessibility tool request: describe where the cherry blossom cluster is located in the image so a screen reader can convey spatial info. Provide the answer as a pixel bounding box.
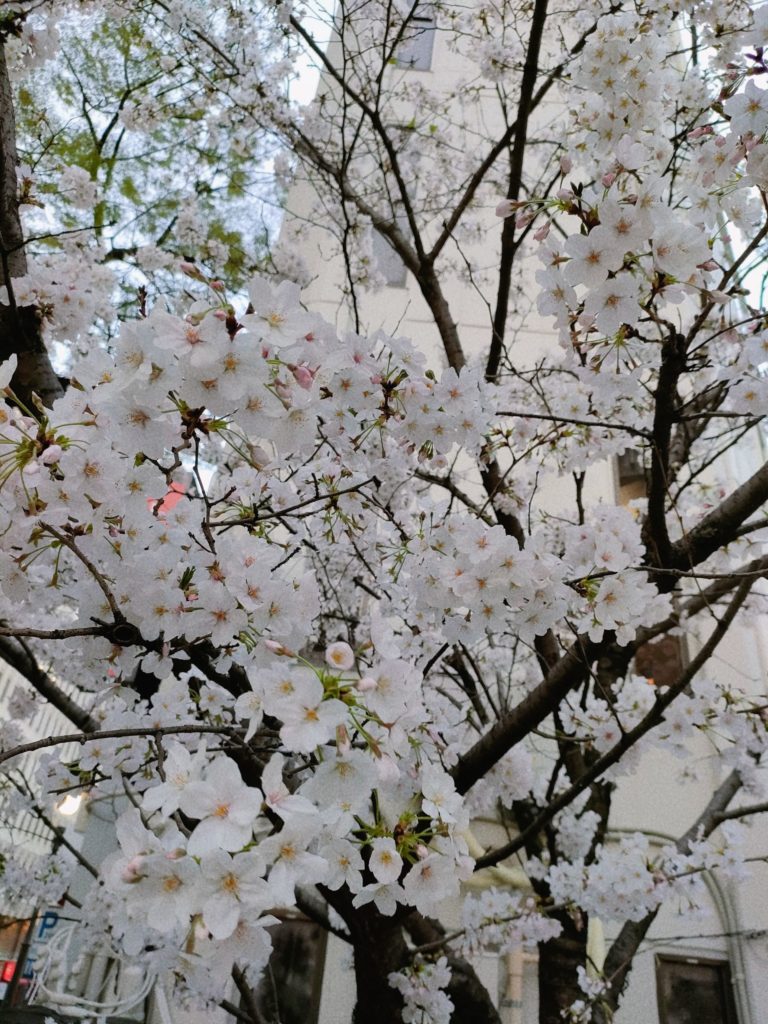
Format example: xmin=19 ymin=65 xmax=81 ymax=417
xmin=388 ymin=957 xmax=454 ymax=1024
xmin=459 ymin=889 xmax=562 ymax=956
xmin=1 ymin=0 xmax=768 ymax=1018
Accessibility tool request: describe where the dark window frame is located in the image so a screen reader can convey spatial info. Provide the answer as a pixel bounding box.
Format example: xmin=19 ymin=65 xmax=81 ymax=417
xmin=372 ymin=220 xmax=408 ymax=288
xmin=393 ymin=4 xmax=436 ymax=72
xmin=656 ymin=953 xmax=739 ymax=1024
xmin=254 ymin=917 xmax=328 ymax=1024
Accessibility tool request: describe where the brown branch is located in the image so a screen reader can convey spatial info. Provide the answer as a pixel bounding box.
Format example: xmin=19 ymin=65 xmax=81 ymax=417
xmin=451 ymin=637 xmax=599 ymax=794
xmin=0 ymin=723 xmax=242 ymax=768
xmin=641 ymin=330 xmax=686 ymax=568
xmin=230 ymin=964 xmax=266 ymax=1024
xmin=474 ymin=576 xmax=754 ymax=867
xmin=0 ymin=40 xmax=63 ymax=408
xmin=668 ymin=459 xmax=768 ymax=576
xmin=486 ymin=0 xmax=550 ymax=382
xmin=426 ymin=11 xmax=611 ymax=263
xmin=289 ymin=13 xmax=427 ymax=263
xmin=713 ymin=799 xmax=768 ymax=824
xmin=0 ymin=636 xmax=97 ymax=732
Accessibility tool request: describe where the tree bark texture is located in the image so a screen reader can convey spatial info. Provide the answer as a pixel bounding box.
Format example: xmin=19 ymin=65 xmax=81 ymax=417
xmin=0 ymin=37 xmax=64 ymax=408
xmin=538 ymin=913 xmax=588 ymax=1024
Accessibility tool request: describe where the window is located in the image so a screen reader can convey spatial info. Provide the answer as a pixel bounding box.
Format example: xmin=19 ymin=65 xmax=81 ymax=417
xmin=656 ymin=955 xmax=738 ymax=1024
xmin=254 ymin=919 xmax=327 ymax=1024
xmin=634 ymin=633 xmax=685 ymax=687
xmin=394 ymin=4 xmax=436 ymax=71
xmin=616 ymin=449 xmax=646 ymax=504
xmin=372 ymin=229 xmax=407 ymax=287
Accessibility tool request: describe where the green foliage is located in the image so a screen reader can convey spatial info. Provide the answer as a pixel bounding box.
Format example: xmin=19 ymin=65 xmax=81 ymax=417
xmin=13 ymin=3 xmax=283 ymax=318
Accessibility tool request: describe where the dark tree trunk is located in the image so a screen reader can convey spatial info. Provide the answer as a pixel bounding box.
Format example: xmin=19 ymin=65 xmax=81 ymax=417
xmin=349 ymin=906 xmax=409 ymax=1024
xmin=323 ymin=889 xmax=503 ymax=1024
xmin=405 ymin=913 xmax=503 ymax=1024
xmin=538 ymin=912 xmax=588 ymax=1024
xmin=0 ymin=35 xmax=64 ymax=409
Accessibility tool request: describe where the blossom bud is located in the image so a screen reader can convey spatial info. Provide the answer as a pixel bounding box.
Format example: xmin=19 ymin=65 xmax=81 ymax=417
xmin=336 ymin=724 xmax=351 ymax=756
xmin=415 ymin=843 xmax=429 ymax=860
xmin=601 ymin=172 xmax=616 ymax=187
xmin=212 ymin=309 xmax=227 ymax=320
xmin=698 ymin=260 xmax=718 ymax=272
xmin=559 ymin=155 xmax=573 ymax=174
xmin=533 ymin=221 xmax=550 ymax=242
xmin=120 ymin=855 xmax=145 ymax=884
xmin=292 ymin=364 xmax=315 ymax=390
xmin=265 ymin=639 xmax=292 ymax=656
xmin=356 ymin=675 xmax=378 ymax=692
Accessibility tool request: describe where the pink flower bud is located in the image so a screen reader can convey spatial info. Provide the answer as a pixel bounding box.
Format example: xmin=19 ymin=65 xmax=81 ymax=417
xmin=292 ymin=364 xmax=315 ymax=390
xmin=556 ymin=188 xmax=573 ymax=200
xmin=120 ymin=855 xmax=145 ymax=884
xmin=265 ymin=639 xmax=292 ymax=656
xmin=210 ymin=280 xmax=225 ymax=291
xmin=336 ymin=725 xmax=351 ymax=756
xmin=601 ymin=172 xmax=616 ymax=187
xmin=415 ymin=844 xmax=429 ymax=860
xmin=356 ymin=675 xmax=378 ymax=693
xmin=533 ymin=221 xmax=551 ymax=242
xmin=559 ymin=155 xmax=573 ymax=174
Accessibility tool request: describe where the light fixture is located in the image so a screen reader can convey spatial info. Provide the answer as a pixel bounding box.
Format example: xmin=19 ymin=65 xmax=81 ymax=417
xmin=56 ymin=793 xmax=84 ymax=817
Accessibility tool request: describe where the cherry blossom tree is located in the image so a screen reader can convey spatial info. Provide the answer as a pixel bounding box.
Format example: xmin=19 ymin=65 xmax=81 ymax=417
xmin=0 ymin=1 xmax=768 ymax=1024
